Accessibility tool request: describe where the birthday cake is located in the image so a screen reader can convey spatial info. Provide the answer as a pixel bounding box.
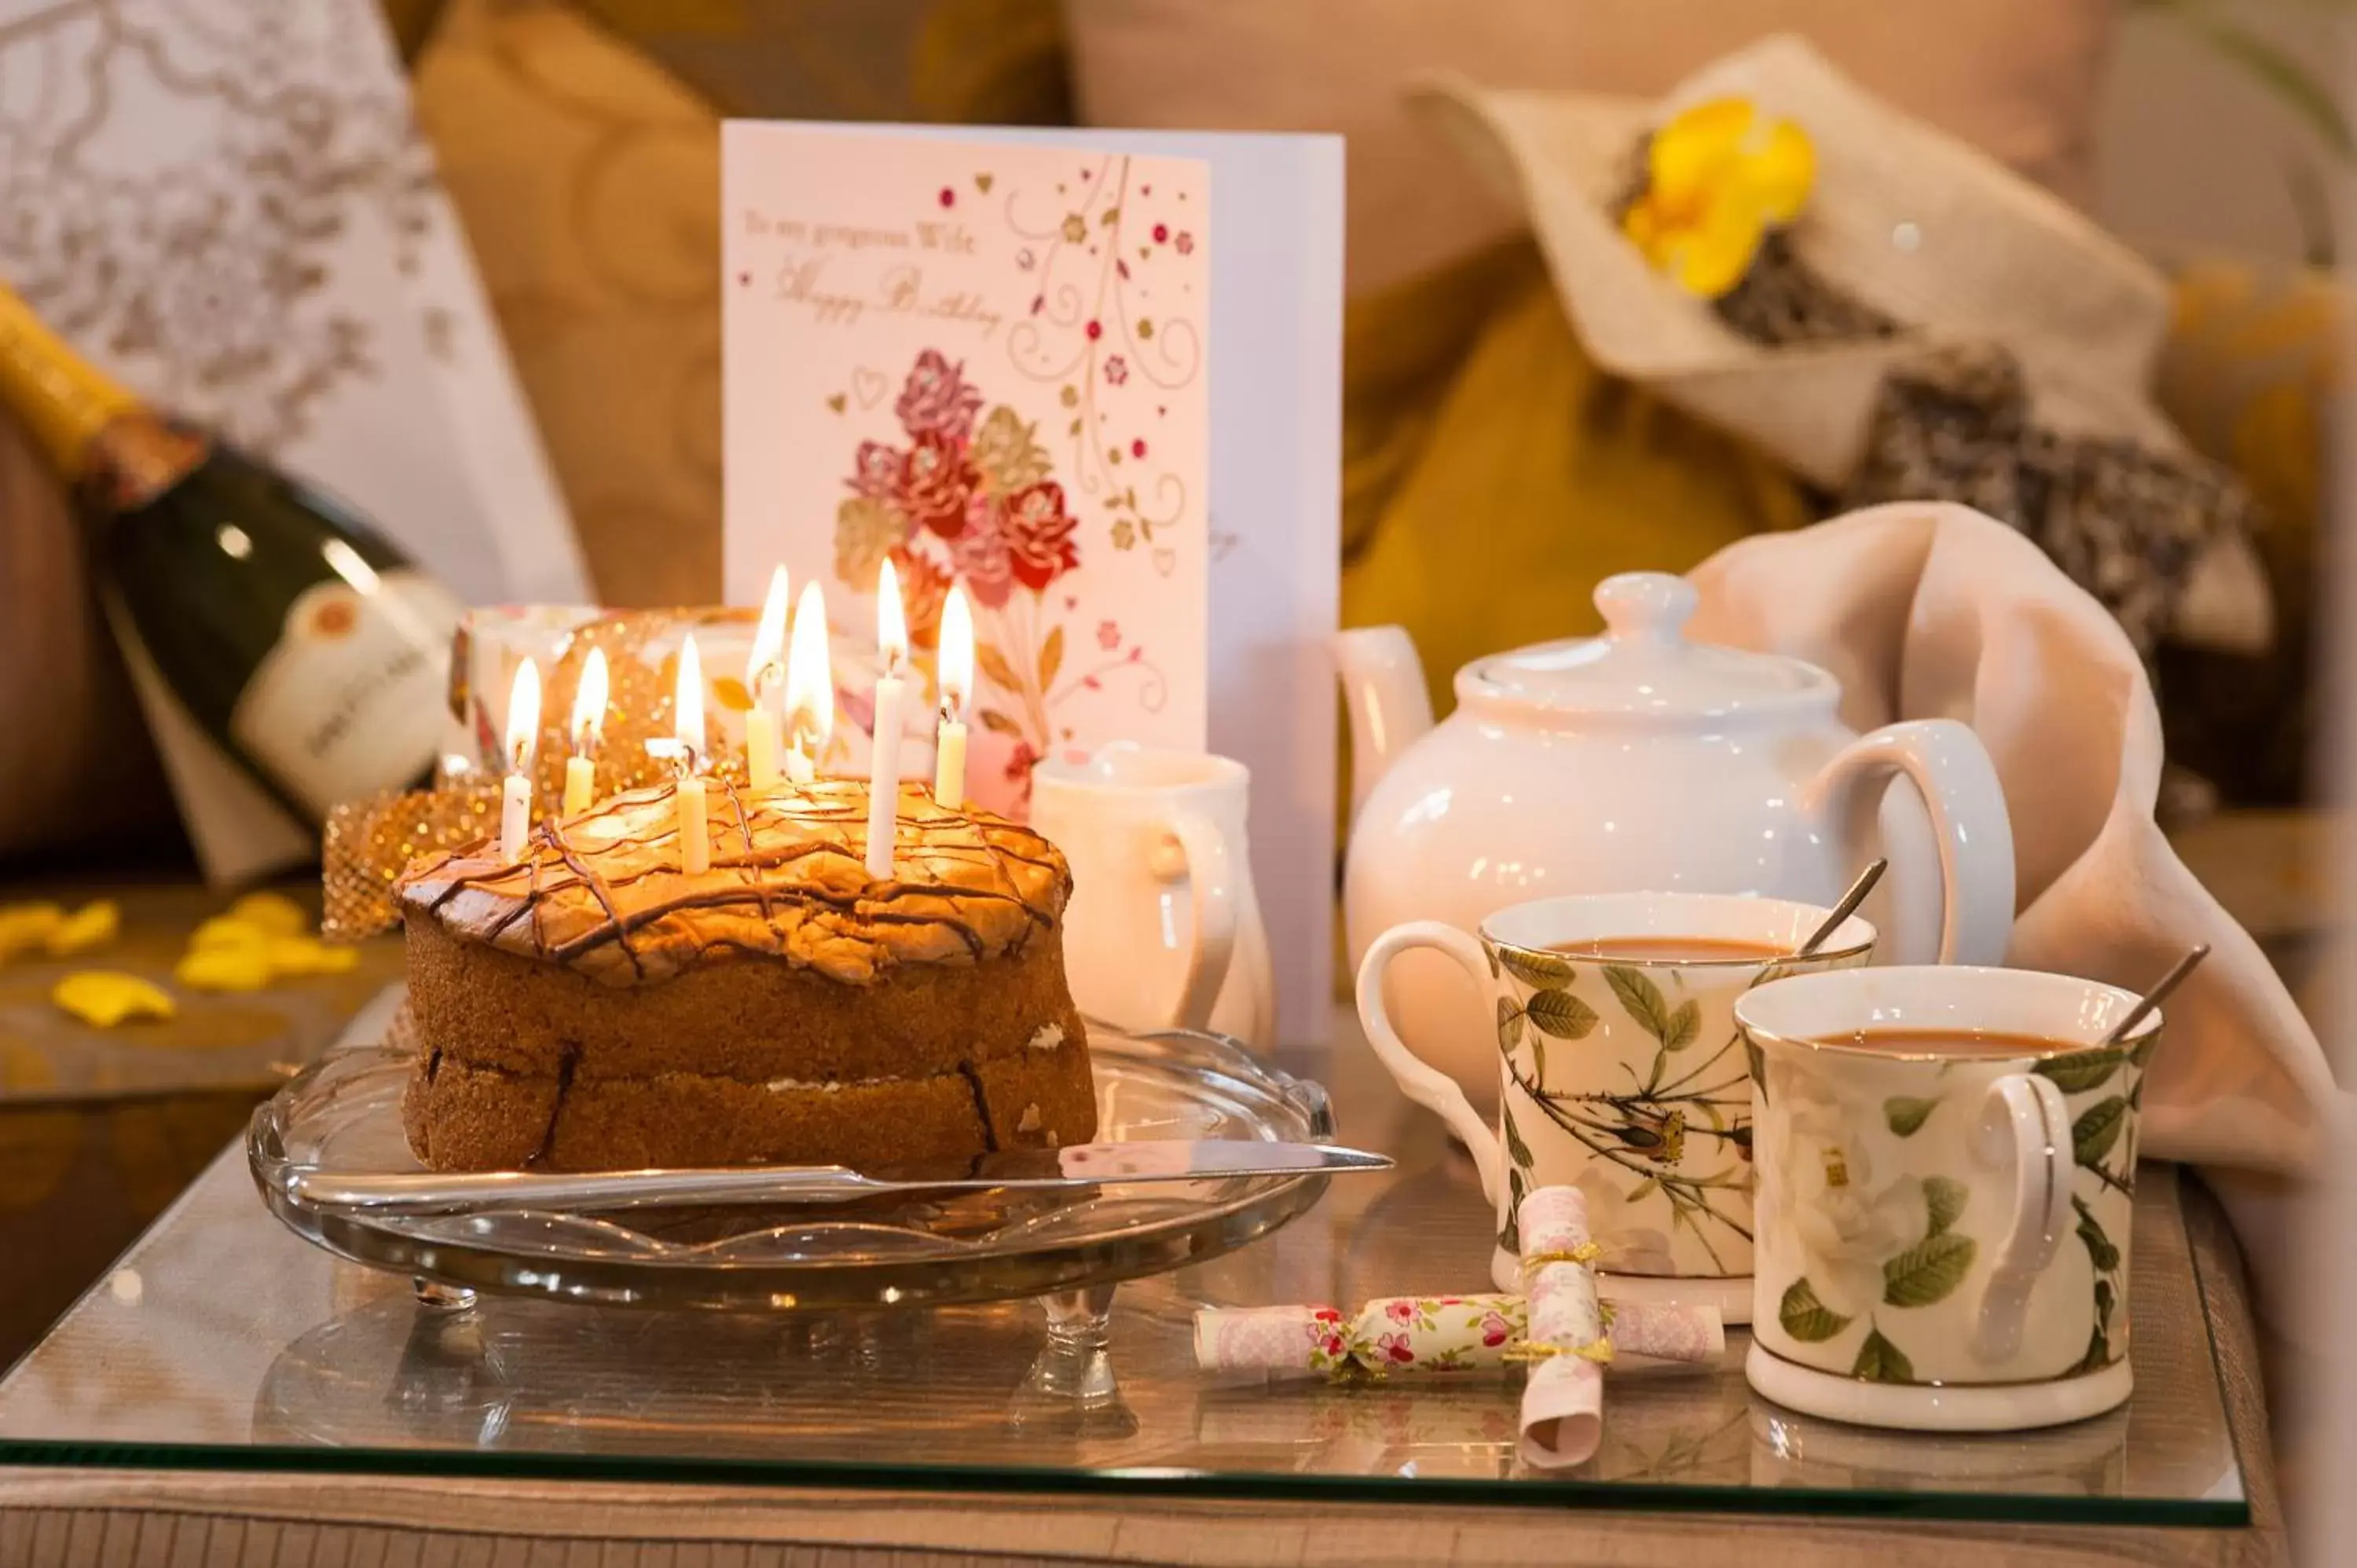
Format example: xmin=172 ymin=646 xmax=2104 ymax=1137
xmin=391 ymin=779 xmax=1096 ymax=1172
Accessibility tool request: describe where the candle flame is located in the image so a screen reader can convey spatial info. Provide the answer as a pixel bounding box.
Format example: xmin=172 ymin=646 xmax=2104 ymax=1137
xmin=938 ymin=584 xmax=973 ymax=717
xmin=674 ymin=632 xmax=706 ymax=765
xmin=747 ymin=564 xmax=790 ymax=694
xmin=875 ymin=555 xmax=907 ymax=671
xmin=570 ymin=647 xmax=609 ymax=752
xmin=504 ymin=658 xmax=541 ymax=774
xmin=786 ymin=580 xmax=834 ymax=749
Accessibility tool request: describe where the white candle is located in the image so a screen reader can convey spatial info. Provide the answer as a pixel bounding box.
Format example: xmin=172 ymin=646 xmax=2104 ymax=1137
xmin=933 ymin=584 xmax=973 ymax=808
xmin=562 ymin=647 xmax=609 ymax=817
xmin=664 ymin=633 xmax=711 ymax=876
xmin=744 ymin=565 xmax=790 ymax=791
xmin=865 ymin=558 xmax=909 ymax=880
xmin=499 ymin=658 xmax=541 ymax=862
xmin=783 ymin=580 xmax=834 ymax=785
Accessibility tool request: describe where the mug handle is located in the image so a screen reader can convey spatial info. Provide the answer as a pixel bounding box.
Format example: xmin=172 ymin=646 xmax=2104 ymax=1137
xmin=1971 ymin=1072 xmax=2074 ymax=1365
xmin=1354 ymin=922 xmax=1505 ymax=1205
xmin=1805 ymin=718 xmax=2016 ymax=966
xmin=1157 ymin=810 xmax=1237 ymax=1032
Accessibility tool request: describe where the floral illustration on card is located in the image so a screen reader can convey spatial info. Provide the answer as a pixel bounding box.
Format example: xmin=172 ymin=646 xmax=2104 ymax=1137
xmin=731 ymin=130 xmax=1209 ymax=816
xmin=834 ymin=346 xmax=1166 ymax=804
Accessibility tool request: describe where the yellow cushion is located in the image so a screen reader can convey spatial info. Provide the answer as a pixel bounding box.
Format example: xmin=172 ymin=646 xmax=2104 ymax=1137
xmin=1340 ymin=241 xmax=1811 ymax=724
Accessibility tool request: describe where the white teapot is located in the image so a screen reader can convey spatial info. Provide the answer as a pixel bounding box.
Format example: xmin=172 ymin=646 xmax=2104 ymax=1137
xmin=1337 ymin=572 xmax=2015 ymax=1112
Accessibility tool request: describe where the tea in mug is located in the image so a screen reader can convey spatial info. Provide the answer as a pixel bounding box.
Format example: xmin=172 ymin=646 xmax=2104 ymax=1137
xmin=1549 ymin=936 xmax=1792 ymax=965
xmin=1820 ymin=1028 xmax=2077 ymax=1060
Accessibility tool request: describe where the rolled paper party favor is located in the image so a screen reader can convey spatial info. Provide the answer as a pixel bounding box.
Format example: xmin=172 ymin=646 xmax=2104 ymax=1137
xmin=1192 ymin=1282 xmax=1718 ymax=1383
xmin=1194 ymin=1295 xmax=1527 ymax=1382
xmin=1519 ymin=1183 xmax=1649 ymax=1470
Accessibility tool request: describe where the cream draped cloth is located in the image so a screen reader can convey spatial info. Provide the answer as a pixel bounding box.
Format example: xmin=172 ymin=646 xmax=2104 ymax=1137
xmin=1689 ymin=503 xmax=2341 ymax=1325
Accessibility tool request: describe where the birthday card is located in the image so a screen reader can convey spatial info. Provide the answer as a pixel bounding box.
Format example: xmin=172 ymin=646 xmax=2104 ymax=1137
xmin=724 ymin=121 xmax=1342 ymax=1044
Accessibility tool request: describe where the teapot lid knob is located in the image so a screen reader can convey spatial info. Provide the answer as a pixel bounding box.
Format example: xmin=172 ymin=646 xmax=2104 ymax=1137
xmin=1594 ymin=572 xmax=1698 ymax=644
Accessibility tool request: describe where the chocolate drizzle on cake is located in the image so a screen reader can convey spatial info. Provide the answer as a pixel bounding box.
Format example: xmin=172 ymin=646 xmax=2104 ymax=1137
xmin=394 ymin=779 xmax=1070 ymax=987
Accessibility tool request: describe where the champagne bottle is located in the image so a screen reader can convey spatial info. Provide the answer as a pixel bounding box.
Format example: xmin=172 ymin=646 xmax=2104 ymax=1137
xmin=0 ymin=281 xmax=463 ymax=824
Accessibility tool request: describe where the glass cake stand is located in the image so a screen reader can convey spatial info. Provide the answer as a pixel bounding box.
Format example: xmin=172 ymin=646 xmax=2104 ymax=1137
xmin=247 ymin=1020 xmax=1338 ymax=1386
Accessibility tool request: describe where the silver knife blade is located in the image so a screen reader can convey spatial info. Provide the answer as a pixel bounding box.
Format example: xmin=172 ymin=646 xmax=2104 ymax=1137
xmin=280 ymin=1140 xmax=1391 ymax=1216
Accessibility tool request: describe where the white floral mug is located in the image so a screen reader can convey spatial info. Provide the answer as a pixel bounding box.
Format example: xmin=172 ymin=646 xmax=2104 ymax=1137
xmin=1736 ymin=965 xmax=2155 ymax=1432
xmin=1355 ymin=892 xmax=1875 ymax=1320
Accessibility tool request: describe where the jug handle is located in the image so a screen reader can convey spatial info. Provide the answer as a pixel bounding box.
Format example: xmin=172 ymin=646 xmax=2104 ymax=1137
xmin=1155 ymin=811 xmax=1238 ymax=1033
xmin=1802 ymin=720 xmax=2015 ymax=965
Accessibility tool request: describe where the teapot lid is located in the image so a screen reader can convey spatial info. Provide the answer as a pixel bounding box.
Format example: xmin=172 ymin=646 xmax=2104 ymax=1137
xmin=1463 ymin=573 xmax=1832 ymax=718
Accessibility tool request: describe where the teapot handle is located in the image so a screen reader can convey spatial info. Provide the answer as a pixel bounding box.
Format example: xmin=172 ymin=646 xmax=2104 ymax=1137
xmin=1803 ymin=720 xmax=2015 ymax=965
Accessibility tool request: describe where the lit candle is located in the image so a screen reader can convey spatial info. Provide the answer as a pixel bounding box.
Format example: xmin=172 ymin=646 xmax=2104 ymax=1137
xmin=783 ymin=580 xmax=833 ymax=785
xmin=499 ymin=658 xmax=541 ymax=862
xmin=933 ymin=585 xmax=973 ymax=808
xmin=744 ymin=565 xmax=790 ymax=790
xmin=655 ymin=633 xmax=712 ymax=876
xmin=865 ymin=557 xmax=909 ymax=880
xmin=562 ymin=647 xmax=609 ymax=817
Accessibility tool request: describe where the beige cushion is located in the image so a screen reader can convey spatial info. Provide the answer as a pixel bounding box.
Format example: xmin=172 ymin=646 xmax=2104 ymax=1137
xmin=412 ymin=0 xmax=724 ymax=606
xmin=1065 ymin=0 xmax=2114 ymax=295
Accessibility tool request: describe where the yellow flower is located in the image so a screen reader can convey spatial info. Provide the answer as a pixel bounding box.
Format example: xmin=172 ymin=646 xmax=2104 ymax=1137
xmin=46 ymin=899 xmax=120 ymax=956
xmin=1622 ymin=96 xmax=1816 ymax=299
xmin=189 ymin=915 xmax=272 ymax=954
xmin=53 ymin=971 xmax=175 ymax=1026
xmin=176 ymin=946 xmax=274 ymax=993
xmin=227 ymin=890 xmax=310 ymax=938
xmin=0 ymin=903 xmax=64 ymax=962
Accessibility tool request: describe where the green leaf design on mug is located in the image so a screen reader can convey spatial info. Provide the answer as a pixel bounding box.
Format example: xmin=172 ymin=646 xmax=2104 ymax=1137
xmin=2034 ymin=1048 xmax=2127 ymax=1094
xmin=1882 ymin=1232 xmax=1976 ymax=1307
xmin=1605 ymin=966 xmax=1677 ymax=1043
xmin=1499 ymin=947 xmax=1574 ymax=987
xmin=2129 ymin=1031 xmax=2161 ymax=1071
xmin=1777 ymin=1279 xmax=1852 ymax=1343
xmin=1662 ymin=999 xmax=1701 ymax=1051
xmin=2073 ymin=1096 xmax=2129 ymax=1168
xmin=1746 ymin=1038 xmax=1769 ymax=1105
xmin=1502 ymin=1099 xmax=1534 ymax=1169
xmin=1500 ymin=1165 xmax=1526 ymax=1255
xmin=2073 ymin=1196 xmax=2121 ymax=1272
xmin=1526 ymin=988 xmax=1600 ymax=1041
xmin=1924 ymin=1175 xmax=1968 ymax=1236
xmin=1485 ymin=940 xmax=1501 ymax=980
xmin=1496 ymin=996 xmax=1526 ymax=1052
xmin=1883 ymin=1096 xmax=1941 ymax=1137
xmin=1852 ymin=1328 xmax=1915 ymax=1383
xmin=2067 ymin=1323 xmax=2113 ymax=1376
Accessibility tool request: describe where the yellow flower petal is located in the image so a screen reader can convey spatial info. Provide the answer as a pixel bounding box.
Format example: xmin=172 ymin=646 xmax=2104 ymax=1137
xmin=1669 ymin=193 xmax=1769 ymax=300
xmin=1621 ymin=196 xmax=1669 ymax=264
xmin=46 ymin=899 xmax=121 ymax=957
xmin=0 ymin=903 xmax=65 ymax=962
xmin=227 ymin=891 xmax=310 ymax=939
xmin=1736 ymin=118 xmax=1816 ymax=225
xmin=268 ymin=937 xmax=361 ymax=977
xmin=175 ymin=947 xmax=275 ymax=993
xmin=1648 ymin=97 xmax=1755 ymax=212
xmin=189 ymin=916 xmax=272 ymax=954
xmin=53 ymin=971 xmax=176 ymax=1026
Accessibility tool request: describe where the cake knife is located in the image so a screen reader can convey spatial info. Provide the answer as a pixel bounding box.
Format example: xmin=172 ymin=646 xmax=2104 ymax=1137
xmin=277 ymin=1140 xmax=1395 ymax=1215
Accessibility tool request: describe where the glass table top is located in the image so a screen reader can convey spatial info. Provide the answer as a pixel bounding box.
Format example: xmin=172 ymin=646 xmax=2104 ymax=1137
xmin=0 ymin=1001 xmax=2248 ymax=1527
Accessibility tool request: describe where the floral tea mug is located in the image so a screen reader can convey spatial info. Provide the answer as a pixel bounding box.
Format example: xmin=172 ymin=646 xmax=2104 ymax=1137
xmin=1356 ymin=892 xmax=1875 ymax=1321
xmin=1736 ymin=965 xmax=2155 ymax=1431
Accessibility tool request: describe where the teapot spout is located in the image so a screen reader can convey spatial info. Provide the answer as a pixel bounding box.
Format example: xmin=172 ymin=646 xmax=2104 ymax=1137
xmin=1334 ymin=625 xmax=1433 ymax=815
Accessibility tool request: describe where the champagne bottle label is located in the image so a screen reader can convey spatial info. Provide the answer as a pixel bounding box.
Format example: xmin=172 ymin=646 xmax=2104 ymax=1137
xmin=229 ymin=567 xmax=464 ymax=817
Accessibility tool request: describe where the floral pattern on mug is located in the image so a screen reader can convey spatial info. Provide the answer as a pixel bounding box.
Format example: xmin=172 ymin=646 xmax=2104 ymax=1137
xmin=1484 ymin=940 xmax=1862 ymax=1277
xmin=1750 ymin=1031 xmax=2152 ymax=1384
